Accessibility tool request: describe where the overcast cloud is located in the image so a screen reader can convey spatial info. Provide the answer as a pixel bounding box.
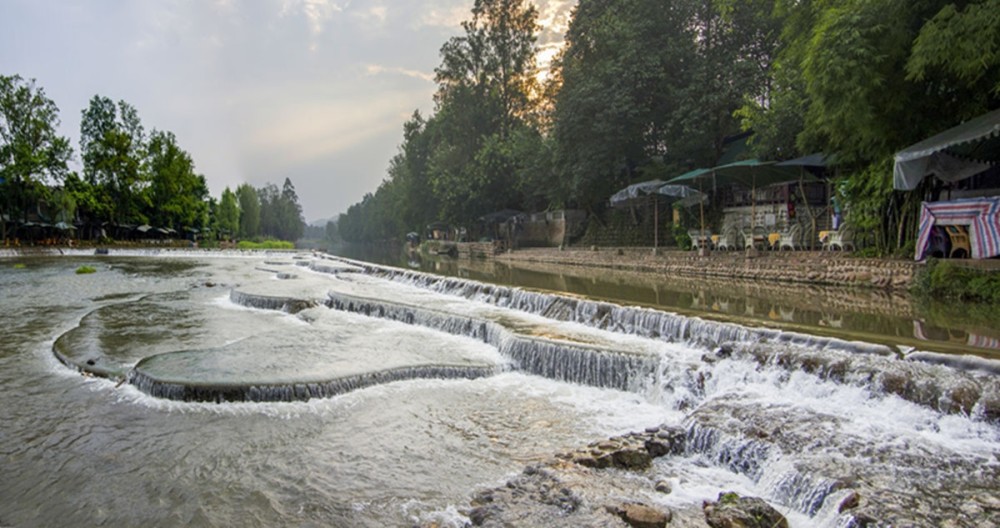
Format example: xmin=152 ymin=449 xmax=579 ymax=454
xmin=0 ymin=0 xmax=573 ymax=222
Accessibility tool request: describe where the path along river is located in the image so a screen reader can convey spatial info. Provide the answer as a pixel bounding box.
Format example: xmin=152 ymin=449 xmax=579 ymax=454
xmin=1 ymin=250 xmax=998 ymax=527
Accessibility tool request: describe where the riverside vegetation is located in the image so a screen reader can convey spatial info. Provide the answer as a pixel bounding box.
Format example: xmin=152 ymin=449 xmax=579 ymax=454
xmin=336 ymin=0 xmax=1000 ymax=259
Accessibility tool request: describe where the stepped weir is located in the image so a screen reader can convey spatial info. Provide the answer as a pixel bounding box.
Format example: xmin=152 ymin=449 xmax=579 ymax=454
xmin=44 ymin=253 xmax=1000 ymax=527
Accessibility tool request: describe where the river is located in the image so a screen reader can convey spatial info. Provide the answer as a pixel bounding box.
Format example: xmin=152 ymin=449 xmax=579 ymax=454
xmin=1 ymin=250 xmax=998 ymax=527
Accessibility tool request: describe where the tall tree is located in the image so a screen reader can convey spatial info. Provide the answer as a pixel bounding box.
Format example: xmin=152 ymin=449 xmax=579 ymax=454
xmin=217 ymin=187 xmax=240 ymax=238
xmin=0 ymin=75 xmax=72 ymax=239
xmin=279 ymin=177 xmax=304 ymax=241
xmin=236 ymin=183 xmax=260 ymax=239
xmin=258 ymin=182 xmax=279 ymax=239
xmin=80 ymin=96 xmax=149 ymax=225
xmin=552 ymin=0 xmax=691 ymax=209
xmin=428 ymin=0 xmax=541 ymax=223
xmin=145 ymin=130 xmax=208 ymax=231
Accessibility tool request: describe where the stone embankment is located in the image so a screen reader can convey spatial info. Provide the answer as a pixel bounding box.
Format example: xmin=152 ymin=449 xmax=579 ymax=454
xmin=496 ymin=247 xmax=921 ymax=290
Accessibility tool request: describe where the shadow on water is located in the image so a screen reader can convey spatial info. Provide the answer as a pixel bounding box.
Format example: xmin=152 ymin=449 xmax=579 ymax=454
xmin=334 ymin=244 xmax=1000 ymax=359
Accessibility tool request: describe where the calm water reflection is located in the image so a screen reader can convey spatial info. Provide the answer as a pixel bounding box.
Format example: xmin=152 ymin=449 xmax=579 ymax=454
xmin=334 ymin=245 xmax=1000 ymax=359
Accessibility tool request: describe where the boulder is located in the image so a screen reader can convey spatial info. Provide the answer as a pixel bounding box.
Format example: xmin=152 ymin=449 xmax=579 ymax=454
xmin=703 ymin=492 xmax=788 ymax=528
xmin=608 ymin=502 xmax=672 ymax=528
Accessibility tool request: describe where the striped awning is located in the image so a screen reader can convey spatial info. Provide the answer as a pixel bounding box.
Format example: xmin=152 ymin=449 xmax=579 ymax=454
xmin=915 ymin=196 xmax=1000 ymax=260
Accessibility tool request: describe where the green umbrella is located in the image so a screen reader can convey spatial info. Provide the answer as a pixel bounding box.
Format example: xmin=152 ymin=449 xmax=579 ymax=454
xmin=668 ymin=160 xmax=815 ymax=234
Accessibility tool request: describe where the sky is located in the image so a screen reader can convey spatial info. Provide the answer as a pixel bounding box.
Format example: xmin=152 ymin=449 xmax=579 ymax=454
xmin=0 ymin=0 xmax=573 ymax=223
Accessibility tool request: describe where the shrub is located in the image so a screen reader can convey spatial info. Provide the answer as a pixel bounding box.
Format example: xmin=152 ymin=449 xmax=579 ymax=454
xmin=236 ymin=239 xmax=295 ymax=250
xmin=913 ymin=259 xmax=1000 ymax=304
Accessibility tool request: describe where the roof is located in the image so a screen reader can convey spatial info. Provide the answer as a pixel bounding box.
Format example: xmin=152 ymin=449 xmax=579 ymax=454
xmin=894 ymin=108 xmax=1000 ymax=190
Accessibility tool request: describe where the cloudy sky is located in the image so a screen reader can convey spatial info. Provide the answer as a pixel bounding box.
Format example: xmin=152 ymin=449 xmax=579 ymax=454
xmin=0 ymin=0 xmax=573 ymax=223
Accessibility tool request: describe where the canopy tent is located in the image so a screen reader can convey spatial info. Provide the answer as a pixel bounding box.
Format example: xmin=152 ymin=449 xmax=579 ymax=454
xmin=666 ymin=160 xmax=808 ymax=188
xmin=609 ymin=179 xmax=705 ymax=250
xmin=894 ymin=108 xmax=1000 ymax=191
xmin=775 ymin=153 xmax=834 ymax=168
xmin=915 ymin=196 xmax=1000 ymax=260
xmin=667 ymin=160 xmax=814 ymax=238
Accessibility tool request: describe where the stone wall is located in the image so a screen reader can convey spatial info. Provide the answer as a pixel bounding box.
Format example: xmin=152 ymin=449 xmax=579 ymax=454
xmin=518 ymin=210 xmax=588 ymax=247
xmin=497 ymin=247 xmax=922 ymax=290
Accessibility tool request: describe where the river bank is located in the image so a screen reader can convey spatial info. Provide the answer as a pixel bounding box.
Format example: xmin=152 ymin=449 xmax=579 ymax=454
xmin=496 ymin=247 xmax=925 ymax=290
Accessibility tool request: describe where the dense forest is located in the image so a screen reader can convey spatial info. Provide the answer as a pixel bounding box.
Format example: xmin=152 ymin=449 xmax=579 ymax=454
xmin=0 ymin=80 xmax=304 ymax=243
xmin=338 ymin=0 xmax=1000 ymax=255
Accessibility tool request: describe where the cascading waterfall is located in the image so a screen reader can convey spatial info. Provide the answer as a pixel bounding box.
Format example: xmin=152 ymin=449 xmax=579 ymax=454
xmin=316 ymin=257 xmax=1000 ymax=422
xmin=325 ymin=291 xmax=658 ymax=392
xmin=228 ymin=289 xmax=318 ymax=314
xmin=310 ymin=257 xmax=1000 ymax=526
xmin=316 ymin=256 xmax=894 ymax=357
xmin=127 ymin=363 xmax=501 ymax=403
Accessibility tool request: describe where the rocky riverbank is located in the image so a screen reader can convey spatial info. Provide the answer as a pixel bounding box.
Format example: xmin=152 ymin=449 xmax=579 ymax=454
xmin=496 ymin=247 xmax=921 ymax=290
xmin=453 ymin=424 xmax=802 ymax=528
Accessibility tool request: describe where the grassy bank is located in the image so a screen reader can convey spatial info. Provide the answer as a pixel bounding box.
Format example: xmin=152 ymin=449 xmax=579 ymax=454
xmin=913 ymin=259 xmax=1000 ymax=304
xmin=236 ymin=240 xmax=295 ymax=250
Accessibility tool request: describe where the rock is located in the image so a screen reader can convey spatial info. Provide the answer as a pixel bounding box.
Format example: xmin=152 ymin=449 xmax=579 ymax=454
xmin=468 ymin=506 xmax=492 ymax=526
xmin=609 ymin=502 xmax=672 ymax=528
xmin=654 ymin=480 xmax=672 ymax=494
xmin=649 ymin=426 xmax=686 ymax=458
xmin=575 ymin=454 xmax=610 ymax=469
xmin=703 ymin=492 xmax=788 ymax=528
xmin=838 ymin=491 xmax=860 ymax=513
xmin=644 ymin=439 xmax=672 ymax=458
xmin=610 ymin=448 xmax=652 ymax=470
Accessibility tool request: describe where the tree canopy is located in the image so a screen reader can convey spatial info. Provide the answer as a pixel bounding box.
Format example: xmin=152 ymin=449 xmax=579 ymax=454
xmin=338 ymin=0 xmax=1000 ymax=254
xmin=0 ymin=74 xmax=72 ymax=238
xmin=0 ymin=80 xmax=306 ymax=243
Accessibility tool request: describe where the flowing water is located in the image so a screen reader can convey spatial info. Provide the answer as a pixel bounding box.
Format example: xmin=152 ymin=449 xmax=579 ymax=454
xmin=339 ymin=245 xmax=1000 ymax=359
xmin=1 ymin=250 xmax=999 ymax=527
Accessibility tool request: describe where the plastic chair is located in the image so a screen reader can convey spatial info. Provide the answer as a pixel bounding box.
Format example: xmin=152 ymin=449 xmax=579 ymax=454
xmin=778 ymin=223 xmax=804 ymax=251
xmin=945 ymin=225 xmax=971 ymax=259
xmin=688 ymin=229 xmax=711 ymax=251
xmin=714 ymin=227 xmax=739 ymax=251
xmin=824 ymin=225 xmax=855 ymax=251
xmin=741 ymin=226 xmax=767 ymax=251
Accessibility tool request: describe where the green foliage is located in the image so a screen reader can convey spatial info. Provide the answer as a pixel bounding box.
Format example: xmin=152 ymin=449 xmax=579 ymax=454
xmin=80 ymin=96 xmax=149 ymax=225
xmin=236 ymin=183 xmax=261 ymax=239
xmin=339 ymin=0 xmax=542 ymax=242
xmin=255 ymin=179 xmax=304 ymax=242
xmin=552 ymin=0 xmax=699 ymax=208
xmin=75 ymin=265 xmax=97 ymax=274
xmin=217 ymin=187 xmax=240 ymax=237
xmin=673 ymin=224 xmax=692 ymax=251
xmin=236 ymin=239 xmax=294 ymax=250
xmin=907 ymin=0 xmax=1000 ymax=97
xmin=335 ymin=0 xmax=999 ymax=253
xmin=913 ymin=260 xmax=1000 ymax=305
xmin=145 ymin=130 xmax=208 ymax=232
xmin=719 ymin=492 xmax=741 ymax=505
xmin=0 ymin=74 xmax=72 ymax=227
